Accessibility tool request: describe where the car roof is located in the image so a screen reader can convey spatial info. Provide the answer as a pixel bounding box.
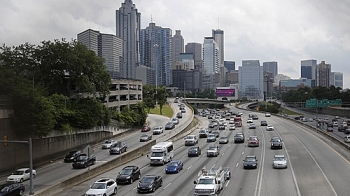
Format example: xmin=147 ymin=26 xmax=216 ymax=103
xmin=274 ymin=155 xmax=285 ymax=158
xmin=123 ymin=166 xmax=138 ymax=169
xmin=95 ymin=178 xmax=113 ymax=183
xmin=17 ymin=168 xmax=29 ymax=171
xmin=246 ymin=155 xmax=256 ymax=158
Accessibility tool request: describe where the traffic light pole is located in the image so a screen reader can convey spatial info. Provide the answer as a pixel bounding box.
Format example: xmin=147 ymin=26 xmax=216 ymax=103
xmin=0 ymin=138 xmax=34 ymax=195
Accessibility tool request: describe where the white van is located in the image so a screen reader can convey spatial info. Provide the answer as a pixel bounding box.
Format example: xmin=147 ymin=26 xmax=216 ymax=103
xmin=148 ymin=142 xmax=174 ymax=166
xmin=344 ymin=135 xmax=350 ymax=143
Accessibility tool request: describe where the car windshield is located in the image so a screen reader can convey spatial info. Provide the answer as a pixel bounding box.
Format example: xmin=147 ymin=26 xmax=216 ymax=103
xmin=1 ymin=186 xmax=9 ymax=192
xmin=187 ymin=136 xmax=194 ymax=139
xmin=13 ymin=170 xmax=24 ymax=175
xmin=189 ymin=147 xmax=198 ymax=151
xmin=91 ymin=182 xmax=106 ymax=189
xmin=272 ymin=138 xmax=281 ymax=142
xmin=249 ymin=137 xmax=258 ymax=141
xmin=198 ymin=179 xmax=214 ymax=184
xmin=154 ymin=127 xmax=160 ymax=130
xmin=235 ymin=134 xmax=243 ymax=138
xmin=76 ymin=156 xmax=87 ymax=161
xmin=104 ymin=140 xmax=112 ymax=144
xmin=274 ymin=157 xmax=285 ymax=161
xmin=141 ymin=134 xmax=148 ymax=137
xmin=208 ymin=134 xmax=215 ymax=138
xmin=151 ymin=152 xmax=164 ymax=157
xmin=120 ymin=168 xmax=132 ymax=175
xmin=141 ymin=177 xmax=154 ymax=183
xmin=220 ymin=137 xmax=227 ymax=140
xmin=168 ymin=162 xmax=178 ymax=167
xmin=200 ymin=130 xmax=205 ymax=133
xmin=245 ymin=157 xmax=256 ymax=162
xmin=209 ymin=146 xmax=217 ymax=150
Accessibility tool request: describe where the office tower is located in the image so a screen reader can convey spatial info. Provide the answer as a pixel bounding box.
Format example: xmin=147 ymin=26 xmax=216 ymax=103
xmin=263 ymin=61 xmax=278 ymax=79
xmin=238 ymin=60 xmax=264 ymax=99
xmin=171 ymin=30 xmax=184 ymax=65
xmin=136 ymin=65 xmax=154 ymax=85
xmin=202 ymin=37 xmax=220 ymax=90
xmin=77 ymin=29 xmax=123 ymax=78
xmin=140 ymin=22 xmax=172 ymax=86
xmin=116 ymin=0 xmax=141 ymax=79
xmin=224 ymin=61 xmax=235 ymax=72
xmin=185 ymin=43 xmax=203 ymax=70
xmin=330 ymin=72 xmax=343 ymax=89
xmin=301 ymin=59 xmax=317 ymax=79
xmin=316 ymin=61 xmax=331 ymax=87
xmin=212 ymin=29 xmax=224 ymax=65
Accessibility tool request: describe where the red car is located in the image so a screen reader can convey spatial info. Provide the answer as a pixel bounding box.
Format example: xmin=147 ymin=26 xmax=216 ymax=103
xmin=247 ymin=136 xmax=260 ymax=147
xmin=141 ymin=126 xmax=151 ymax=132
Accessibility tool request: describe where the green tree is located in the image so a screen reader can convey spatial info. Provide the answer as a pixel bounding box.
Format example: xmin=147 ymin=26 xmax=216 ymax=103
xmin=142 ymin=85 xmax=156 ymax=112
xmin=155 ymin=86 xmax=169 ymax=115
xmin=198 ymin=88 xmax=216 ymax=99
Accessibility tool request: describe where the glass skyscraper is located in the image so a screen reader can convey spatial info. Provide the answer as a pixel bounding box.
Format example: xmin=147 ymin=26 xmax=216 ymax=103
xmin=238 ymin=60 xmax=264 ymax=99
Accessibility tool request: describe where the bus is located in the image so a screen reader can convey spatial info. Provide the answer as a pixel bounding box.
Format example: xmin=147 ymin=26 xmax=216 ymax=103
xmin=148 ymin=142 xmax=174 ymax=166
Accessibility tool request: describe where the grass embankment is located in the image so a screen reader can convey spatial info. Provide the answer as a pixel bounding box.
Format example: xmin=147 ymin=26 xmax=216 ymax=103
xmin=149 ymin=104 xmax=174 ymax=118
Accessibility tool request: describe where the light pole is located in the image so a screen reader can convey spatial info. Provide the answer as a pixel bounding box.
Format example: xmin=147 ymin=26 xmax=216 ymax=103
xmin=154 ymin=44 xmax=159 ymax=106
xmin=305 ymin=92 xmax=318 ymax=129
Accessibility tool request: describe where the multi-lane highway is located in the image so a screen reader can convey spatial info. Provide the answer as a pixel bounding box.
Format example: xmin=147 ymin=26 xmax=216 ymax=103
xmin=53 ymin=106 xmax=350 ymax=196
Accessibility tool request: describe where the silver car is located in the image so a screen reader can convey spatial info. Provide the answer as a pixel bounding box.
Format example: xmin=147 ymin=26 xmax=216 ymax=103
xmin=273 ymin=155 xmax=288 ymax=169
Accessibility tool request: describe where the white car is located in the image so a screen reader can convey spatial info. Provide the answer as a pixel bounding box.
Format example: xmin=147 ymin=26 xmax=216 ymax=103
xmin=229 ymin=125 xmax=236 ymax=130
xmin=152 ymin=126 xmax=164 ymax=135
xmin=333 ymin=122 xmax=338 ymax=127
xmin=6 ymin=168 xmax=36 ymax=183
xmin=102 ymin=139 xmax=117 ymax=149
xmin=265 ymin=113 xmax=271 ymax=117
xmin=85 ymin=178 xmax=117 ymax=196
xmin=229 ymin=120 xmax=234 ymax=124
xmin=273 ymin=155 xmax=288 ymax=169
xmin=247 ymin=118 xmax=253 ymax=123
xmin=266 ymin=125 xmax=274 ymax=131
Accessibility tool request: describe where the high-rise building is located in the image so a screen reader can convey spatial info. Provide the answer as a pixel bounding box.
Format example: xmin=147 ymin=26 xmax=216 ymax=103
xmin=224 ymin=61 xmax=235 ymax=72
xmin=301 ymin=59 xmax=317 ymax=79
xmin=212 ymin=29 xmax=224 ymax=65
xmin=171 ymin=30 xmax=184 ymax=65
xmin=202 ymin=37 xmax=220 ymax=90
xmin=136 ymin=65 xmax=154 ymax=85
xmin=116 ymin=0 xmax=141 ymax=79
xmin=238 ymin=60 xmax=264 ymax=99
xmin=316 ymin=61 xmax=331 ymax=87
xmin=185 ymin=43 xmax=202 ymax=70
xmin=77 ymin=29 xmax=123 ymax=78
xmin=140 ymin=22 xmax=172 ymax=86
xmin=330 ymin=72 xmax=343 ymax=89
xmin=263 ymin=61 xmax=278 ymax=79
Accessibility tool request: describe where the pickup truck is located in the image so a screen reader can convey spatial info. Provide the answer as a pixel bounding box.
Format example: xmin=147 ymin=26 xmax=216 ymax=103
xmin=194 ymin=166 xmax=227 ymax=195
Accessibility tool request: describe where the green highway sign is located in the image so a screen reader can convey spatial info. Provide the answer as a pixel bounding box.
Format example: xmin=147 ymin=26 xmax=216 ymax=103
xmin=306 ymin=99 xmax=342 ymax=108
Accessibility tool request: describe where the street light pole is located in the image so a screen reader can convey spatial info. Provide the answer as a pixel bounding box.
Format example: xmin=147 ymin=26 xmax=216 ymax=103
xmin=154 ymin=44 xmax=158 ymax=106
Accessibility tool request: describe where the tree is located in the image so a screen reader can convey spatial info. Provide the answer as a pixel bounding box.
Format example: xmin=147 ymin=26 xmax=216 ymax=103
xmin=198 ymin=88 xmax=216 ymax=99
xmin=142 ymin=85 xmax=156 ymax=113
xmin=155 ymin=86 xmax=169 ymax=115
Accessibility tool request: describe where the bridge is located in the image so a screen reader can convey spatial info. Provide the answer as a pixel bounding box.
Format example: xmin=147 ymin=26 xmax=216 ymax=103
xmin=183 ymin=98 xmax=230 ymax=104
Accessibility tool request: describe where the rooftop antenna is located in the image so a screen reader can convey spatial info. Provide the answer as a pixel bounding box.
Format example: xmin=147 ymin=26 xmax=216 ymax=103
xmin=151 ymin=14 xmax=153 ymax=23
xmin=218 ymin=18 xmax=220 ymax=29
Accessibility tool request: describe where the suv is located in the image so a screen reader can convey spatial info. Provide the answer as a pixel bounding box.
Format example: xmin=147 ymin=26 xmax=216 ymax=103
xmin=270 ymin=137 xmax=283 ymax=149
xmin=64 ymin=150 xmax=82 ymax=163
xmin=188 ymin=146 xmax=201 ymax=157
xmin=152 ymin=126 xmax=164 ymax=135
xmin=260 ymin=120 xmax=267 ymax=126
xmin=72 ymin=154 xmax=96 ymax=169
xmin=116 ymin=166 xmax=141 ymax=184
xmin=199 ymin=129 xmax=209 ymax=138
xmin=109 ymin=142 xmax=127 ymax=155
xmin=85 ymin=178 xmax=117 ymax=196
xmin=102 ymin=140 xmax=117 ymax=149
xmin=207 ymin=145 xmax=220 ymax=157
xmin=184 ymin=135 xmax=198 ymax=146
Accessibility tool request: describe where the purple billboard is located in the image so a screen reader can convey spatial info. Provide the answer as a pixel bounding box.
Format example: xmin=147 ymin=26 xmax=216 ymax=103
xmin=216 ymin=89 xmax=235 ymax=97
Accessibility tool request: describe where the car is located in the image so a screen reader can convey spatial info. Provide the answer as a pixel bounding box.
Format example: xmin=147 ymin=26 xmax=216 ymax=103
xmin=6 ymin=168 xmax=36 ymax=183
xmin=249 ymin=123 xmax=256 ymax=129
xmin=171 ymin=118 xmax=179 ymax=125
xmin=247 ymin=136 xmax=259 ymax=147
xmin=229 ymin=125 xmax=236 ymax=130
xmin=152 ymin=126 xmax=164 ymax=135
xmin=140 ymin=134 xmax=152 ymax=142
xmin=188 ymin=146 xmax=202 ymax=157
xmin=137 ymin=175 xmax=162 ymax=193
xmin=338 ymin=124 xmax=348 ymax=132
xmin=176 ymin=112 xmax=183 ymax=119
xmin=265 ymin=113 xmax=271 ymax=117
xmin=64 ymin=150 xmax=82 ymax=163
xmin=207 ymin=134 xmax=216 ymax=142
xmin=247 ymin=118 xmax=253 ymax=123
xmin=234 ymin=132 xmax=245 ymax=143
xmin=344 ymin=135 xmax=350 ymax=143
xmin=344 ymin=129 xmax=350 ymax=134
xmin=199 ymin=129 xmax=209 ymax=138
xmin=109 ymin=142 xmax=127 ymax=155
xmin=208 ymin=123 xmax=215 ymax=128
xmin=165 ymin=122 xmax=175 ymax=130
xmin=212 ymin=131 xmax=220 ymax=138
xmin=207 ymin=115 xmax=213 ymax=119
xmin=218 ymin=123 xmax=225 ymax=130
xmin=270 ymin=136 xmax=283 ymax=149
xmin=260 ymin=120 xmax=267 ymax=126
xmin=219 ymin=136 xmax=229 ymax=144
xmin=0 ymin=182 xmax=25 ymax=196
xmin=141 ymin=125 xmax=151 ymax=132
xmin=184 ymin=135 xmax=198 ymax=146
xmin=102 ymin=139 xmax=117 ymax=149
xmin=72 ymin=154 xmax=96 ymax=169
xmin=273 ymin=155 xmax=288 ymax=169
xmin=243 ymin=155 xmax=258 ymax=169
xmin=85 ymin=178 xmax=117 ymax=196
xmin=229 ymin=120 xmax=234 ymax=124
xmin=181 ymin=108 xmax=186 ymax=113
xmin=252 ymin=115 xmax=259 ymax=120
xmin=327 ymin=127 xmax=334 ymax=132
xmin=116 ymin=166 xmax=141 ymax=184
xmin=165 ymin=160 xmax=184 ymax=174
xmin=207 ymin=145 xmax=220 ymax=157
xmin=222 ymin=167 xmax=231 ymax=180
xmin=266 ymin=125 xmax=274 ymax=131
xmin=333 ymin=122 xmax=338 ymax=127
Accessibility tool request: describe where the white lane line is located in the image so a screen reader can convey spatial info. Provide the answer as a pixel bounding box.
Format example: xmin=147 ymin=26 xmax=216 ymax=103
xmin=164 ymin=183 xmax=171 ymax=189
xmin=188 ymin=165 xmax=192 ymax=169
xmin=241 ymin=151 xmax=244 ymax=155
xmin=225 ymin=180 xmax=230 ymax=187
xmin=236 ymin=163 xmax=239 ymax=168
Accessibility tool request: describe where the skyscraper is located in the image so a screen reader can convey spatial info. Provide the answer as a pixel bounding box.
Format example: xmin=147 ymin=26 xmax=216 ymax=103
xmin=185 ymin=43 xmax=202 ymax=70
xmin=212 ymin=29 xmax=224 ymax=65
xmin=224 ymin=61 xmax=235 ymax=72
xmin=202 ymin=37 xmax=219 ymax=90
xmin=316 ymin=61 xmax=331 ymax=87
xmin=301 ymin=59 xmax=317 ymax=79
xmin=238 ymin=60 xmax=264 ymax=99
xmin=116 ymin=0 xmax=141 ymax=79
xmin=140 ymin=22 xmax=172 ymax=86
xmin=77 ymin=29 xmax=123 ymax=78
xmin=171 ymin=30 xmax=184 ymax=65
xmin=330 ymin=72 xmax=343 ymax=89
xmin=263 ymin=61 xmax=278 ymax=79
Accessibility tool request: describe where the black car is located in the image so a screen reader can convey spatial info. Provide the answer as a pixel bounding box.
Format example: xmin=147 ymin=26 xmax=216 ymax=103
xmin=64 ymin=150 xmax=82 ymax=163
xmin=176 ymin=112 xmax=183 ymax=119
xmin=243 ymin=155 xmax=258 ymax=169
xmin=270 ymin=137 xmax=283 ymax=149
xmin=260 ymin=120 xmax=267 ymax=126
xmin=212 ymin=131 xmax=220 ymax=138
xmin=0 ymin=182 xmax=25 ymax=196
xmin=165 ymin=122 xmax=175 ymax=130
xmin=72 ymin=154 xmax=96 ymax=169
xmin=109 ymin=142 xmax=127 ymax=155
xmin=234 ymin=133 xmax=245 ymax=143
xmin=116 ymin=166 xmax=141 ymax=184
xmin=188 ymin=146 xmax=201 ymax=157
xmin=137 ymin=175 xmax=162 ymax=193
xmin=338 ymin=125 xmax=348 ymax=132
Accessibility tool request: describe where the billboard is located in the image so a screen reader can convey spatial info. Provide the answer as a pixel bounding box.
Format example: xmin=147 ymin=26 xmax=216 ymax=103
xmin=216 ymin=89 xmax=235 ymax=97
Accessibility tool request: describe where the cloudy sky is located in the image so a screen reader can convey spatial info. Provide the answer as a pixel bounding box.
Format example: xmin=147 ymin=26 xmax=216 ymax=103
xmin=1 ymin=0 xmax=349 ymax=88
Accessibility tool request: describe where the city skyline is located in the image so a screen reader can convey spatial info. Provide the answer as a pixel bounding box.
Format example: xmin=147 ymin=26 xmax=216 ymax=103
xmin=1 ymin=0 xmax=349 ymax=88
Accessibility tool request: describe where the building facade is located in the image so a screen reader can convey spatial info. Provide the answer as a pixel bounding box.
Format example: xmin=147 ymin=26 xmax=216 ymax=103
xmin=330 ymin=72 xmax=343 ymax=89
xmin=185 ymin=43 xmax=203 ymax=70
xmin=171 ymin=30 xmax=184 ymax=65
xmin=238 ymin=60 xmax=264 ymax=99
xmin=172 ymin=69 xmax=202 ymax=92
xmin=212 ymin=29 xmax=224 ymax=65
xmin=263 ymin=61 xmax=278 ymax=79
xmin=224 ymin=61 xmax=235 ymax=72
xmin=135 ymin=65 xmax=154 ymax=85
xmin=116 ymin=0 xmax=141 ymax=79
xmin=316 ymin=61 xmax=331 ymax=87
xmin=202 ymin=37 xmax=220 ymax=90
xmin=301 ymin=59 xmax=317 ymax=79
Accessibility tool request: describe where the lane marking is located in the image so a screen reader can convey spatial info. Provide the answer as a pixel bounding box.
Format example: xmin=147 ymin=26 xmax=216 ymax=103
xmin=236 ymin=163 xmax=239 ymax=167
xmin=164 ymin=183 xmax=171 ymax=189
xmin=188 ymin=165 xmax=192 ymax=169
xmin=225 ymin=180 xmax=230 ymax=187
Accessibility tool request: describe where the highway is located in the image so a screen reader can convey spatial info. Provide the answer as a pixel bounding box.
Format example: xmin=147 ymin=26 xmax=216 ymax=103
xmin=53 ymin=106 xmax=350 ymax=196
